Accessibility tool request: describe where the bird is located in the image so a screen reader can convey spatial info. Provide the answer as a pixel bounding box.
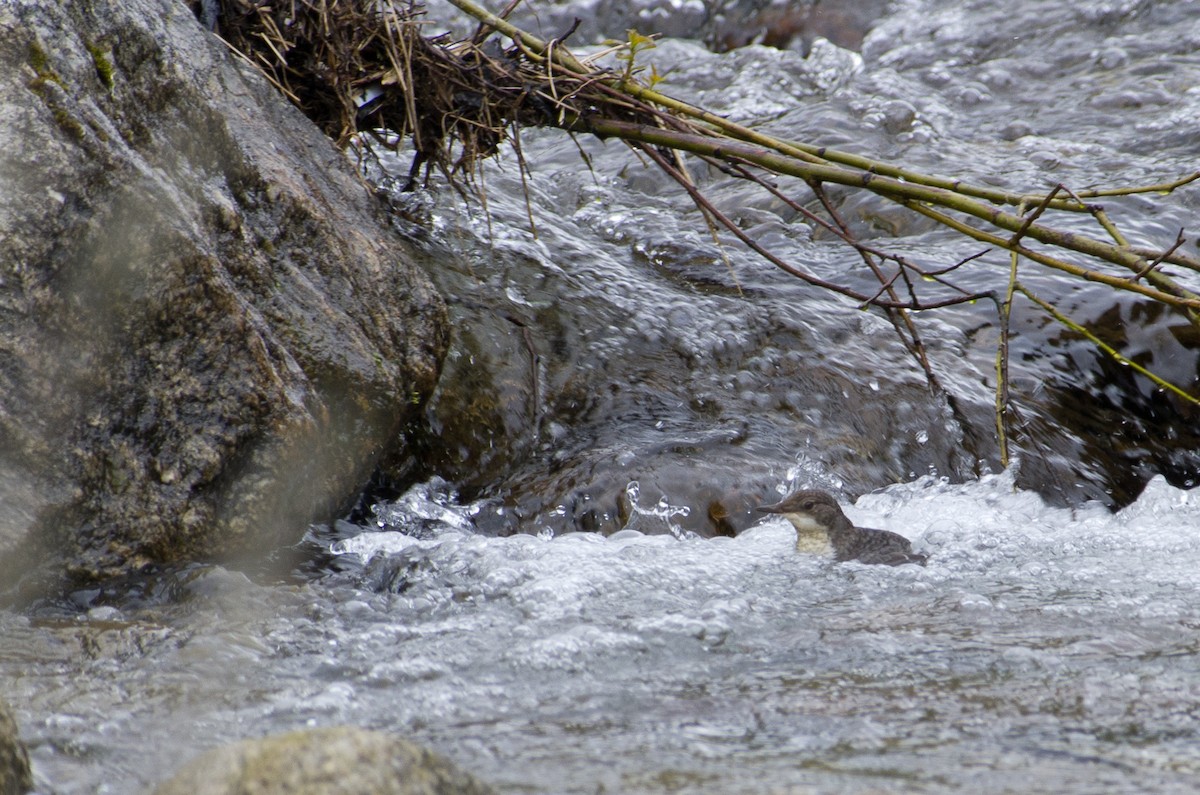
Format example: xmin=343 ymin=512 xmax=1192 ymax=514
xmin=757 ymin=489 xmax=927 ymax=566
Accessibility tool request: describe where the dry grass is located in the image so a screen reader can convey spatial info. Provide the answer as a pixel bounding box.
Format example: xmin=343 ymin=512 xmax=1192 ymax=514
xmin=218 ymin=0 xmax=612 ymax=185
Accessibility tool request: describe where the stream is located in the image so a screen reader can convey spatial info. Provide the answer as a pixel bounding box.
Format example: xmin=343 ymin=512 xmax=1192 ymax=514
xmin=5 ymin=0 xmax=1200 ymax=792
xmin=5 ymin=475 xmax=1200 ymax=793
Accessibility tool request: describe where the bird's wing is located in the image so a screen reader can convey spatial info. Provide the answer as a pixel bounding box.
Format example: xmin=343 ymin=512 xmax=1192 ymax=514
xmin=839 ymin=527 xmax=926 ymax=566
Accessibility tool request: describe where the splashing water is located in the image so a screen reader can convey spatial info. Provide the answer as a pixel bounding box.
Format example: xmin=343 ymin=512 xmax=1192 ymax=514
xmin=332 ymin=473 xmax=1200 ymax=793
xmin=5 ymin=475 xmax=1200 ymax=792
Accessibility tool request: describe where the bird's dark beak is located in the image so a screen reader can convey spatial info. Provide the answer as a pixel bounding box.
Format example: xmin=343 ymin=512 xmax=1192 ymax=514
xmin=756 ymin=502 xmax=783 ymax=513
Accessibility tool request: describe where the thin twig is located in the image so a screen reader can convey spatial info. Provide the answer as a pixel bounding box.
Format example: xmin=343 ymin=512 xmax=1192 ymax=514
xmin=1126 ymin=230 xmax=1186 ymax=284
xmin=995 ymin=246 xmax=1020 ymax=468
xmin=1017 ymin=284 xmax=1200 ymax=407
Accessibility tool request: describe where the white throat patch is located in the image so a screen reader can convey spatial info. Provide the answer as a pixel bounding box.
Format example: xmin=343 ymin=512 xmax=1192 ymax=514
xmin=784 ymin=513 xmax=834 ymax=555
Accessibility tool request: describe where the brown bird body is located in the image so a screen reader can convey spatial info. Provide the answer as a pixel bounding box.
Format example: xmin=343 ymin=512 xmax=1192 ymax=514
xmin=758 ymin=489 xmax=927 ymax=566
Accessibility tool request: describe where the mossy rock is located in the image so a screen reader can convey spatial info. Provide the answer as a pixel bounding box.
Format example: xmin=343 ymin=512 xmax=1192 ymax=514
xmin=152 ymin=728 xmax=494 ymax=795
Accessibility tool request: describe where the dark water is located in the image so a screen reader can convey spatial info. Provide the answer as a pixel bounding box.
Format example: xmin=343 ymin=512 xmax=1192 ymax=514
xmin=5 ymin=1 xmax=1200 ymax=792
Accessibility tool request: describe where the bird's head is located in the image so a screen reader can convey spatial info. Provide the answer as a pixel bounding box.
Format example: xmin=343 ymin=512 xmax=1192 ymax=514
xmin=756 ymin=489 xmax=846 ymax=534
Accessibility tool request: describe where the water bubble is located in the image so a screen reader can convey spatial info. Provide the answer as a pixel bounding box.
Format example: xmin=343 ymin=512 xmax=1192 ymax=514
xmin=958 ymin=592 xmax=993 ymax=610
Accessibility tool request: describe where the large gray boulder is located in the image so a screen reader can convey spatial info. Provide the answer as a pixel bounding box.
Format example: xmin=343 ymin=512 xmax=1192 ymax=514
xmin=0 ymin=0 xmax=447 ymax=583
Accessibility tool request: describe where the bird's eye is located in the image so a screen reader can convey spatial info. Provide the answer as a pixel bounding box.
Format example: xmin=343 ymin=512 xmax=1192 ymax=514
xmin=802 ymin=500 xmax=814 ymax=510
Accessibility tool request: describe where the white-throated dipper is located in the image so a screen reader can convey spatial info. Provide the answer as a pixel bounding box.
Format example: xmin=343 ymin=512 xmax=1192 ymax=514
xmin=758 ymin=489 xmax=927 ymax=566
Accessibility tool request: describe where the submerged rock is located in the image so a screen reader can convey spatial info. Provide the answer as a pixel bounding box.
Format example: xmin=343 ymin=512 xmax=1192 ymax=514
xmin=0 ymin=0 xmax=447 ymax=585
xmin=152 ymin=728 xmax=495 ymax=795
xmin=395 ymin=170 xmax=981 ymax=538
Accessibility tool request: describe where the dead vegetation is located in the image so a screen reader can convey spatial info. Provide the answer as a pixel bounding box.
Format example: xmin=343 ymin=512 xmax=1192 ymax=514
xmin=215 ymin=0 xmax=1200 ymax=463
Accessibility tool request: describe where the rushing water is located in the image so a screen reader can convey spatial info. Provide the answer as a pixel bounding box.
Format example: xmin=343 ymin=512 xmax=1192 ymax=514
xmin=5 ymin=474 xmax=1200 ymax=793
xmin=6 ymin=0 xmax=1200 ymax=792
xmin=399 ymin=0 xmax=1200 ymax=521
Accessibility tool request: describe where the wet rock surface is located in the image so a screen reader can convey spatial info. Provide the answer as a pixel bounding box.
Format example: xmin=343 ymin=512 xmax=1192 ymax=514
xmin=0 ymin=0 xmax=447 ymax=585
xmin=397 ymin=206 xmax=978 ymax=539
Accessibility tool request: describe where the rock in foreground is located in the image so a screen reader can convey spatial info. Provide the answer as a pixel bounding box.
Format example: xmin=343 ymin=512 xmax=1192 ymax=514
xmin=153 ymin=728 xmax=494 ymax=795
